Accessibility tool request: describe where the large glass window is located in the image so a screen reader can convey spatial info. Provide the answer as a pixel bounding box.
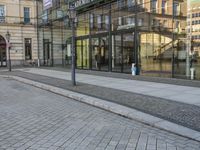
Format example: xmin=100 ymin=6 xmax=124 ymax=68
xmin=73 ymin=0 xmax=189 ymax=78
xmin=151 ymin=0 xmax=157 ymax=13
xmin=24 ymin=7 xmax=30 ymax=24
xmin=0 ymin=5 xmax=5 ymax=23
xmin=112 ymin=35 xmax=122 ymax=72
xmin=76 ymin=40 xmax=82 ymax=68
xmin=117 ymin=0 xmax=125 ymax=9
xmin=89 ymin=4 xmax=110 ymax=34
xmin=162 ymin=0 xmax=167 ymax=15
xmin=173 ymin=2 xmax=180 ymax=16
xmin=77 ymin=13 xmax=89 ymax=37
xmin=76 ymin=39 xmax=89 ymax=69
xmin=82 ymin=39 xmax=89 ymax=69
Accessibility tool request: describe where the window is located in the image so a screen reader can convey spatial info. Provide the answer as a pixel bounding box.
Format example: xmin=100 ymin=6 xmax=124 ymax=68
xmin=126 ymin=17 xmax=135 ymax=25
xmin=117 ymin=0 xmax=125 ymax=9
xmin=53 ymin=0 xmax=60 ymax=8
xmin=175 ymin=21 xmax=179 ymax=28
xmin=127 ymin=0 xmax=134 ymax=8
xmin=137 ymin=0 xmax=143 ymax=5
xmin=152 ymin=19 xmax=158 ymax=26
xmin=97 ymin=15 xmax=103 ymax=29
xmin=0 ymin=5 xmax=5 ymax=23
xmin=192 ymin=21 xmax=195 ymax=25
xmin=163 ymin=20 xmax=168 ymax=28
xmin=24 ymin=7 xmax=30 ymax=24
xmin=151 ymin=0 xmax=157 ymax=13
xmin=173 ymin=2 xmax=180 ymax=16
xmin=162 ymin=0 xmax=166 ymax=15
xmin=90 ymin=14 xmax=94 ymax=28
xmin=42 ymin=10 xmax=48 ymax=23
xmin=104 ymin=15 xmax=109 ymax=29
xmin=118 ymin=17 xmax=123 ymax=26
xmin=25 ymin=38 xmax=32 ymax=60
xmin=138 ymin=18 xmax=143 ymax=26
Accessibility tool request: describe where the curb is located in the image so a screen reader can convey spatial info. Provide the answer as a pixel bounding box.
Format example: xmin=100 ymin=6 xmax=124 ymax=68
xmin=2 ymin=75 xmax=200 ymax=142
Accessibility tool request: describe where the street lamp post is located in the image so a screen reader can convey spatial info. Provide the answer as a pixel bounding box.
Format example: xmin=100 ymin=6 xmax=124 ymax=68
xmin=5 ymin=31 xmax=11 ymax=72
xmin=68 ymin=3 xmax=76 ymax=86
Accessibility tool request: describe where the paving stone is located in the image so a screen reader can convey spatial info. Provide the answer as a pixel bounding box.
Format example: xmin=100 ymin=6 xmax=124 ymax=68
xmin=3 ymin=70 xmax=200 ymax=132
xmin=0 ymin=76 xmax=200 ymax=150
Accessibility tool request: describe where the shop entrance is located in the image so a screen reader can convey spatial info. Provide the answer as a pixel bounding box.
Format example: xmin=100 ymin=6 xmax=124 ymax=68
xmin=112 ymin=33 xmax=135 ymax=73
xmin=91 ymin=36 xmax=109 ymax=71
xmin=76 ymin=38 xmax=89 ymax=69
xmin=0 ymin=35 xmax=6 ymax=67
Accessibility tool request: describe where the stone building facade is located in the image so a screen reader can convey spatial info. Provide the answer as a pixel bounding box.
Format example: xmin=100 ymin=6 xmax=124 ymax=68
xmin=0 ymin=0 xmax=41 ymax=67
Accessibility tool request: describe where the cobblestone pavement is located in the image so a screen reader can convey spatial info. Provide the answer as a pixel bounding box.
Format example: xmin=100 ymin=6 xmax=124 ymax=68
xmin=0 ymin=77 xmax=200 ymax=150
xmin=3 ymin=71 xmax=200 ymax=132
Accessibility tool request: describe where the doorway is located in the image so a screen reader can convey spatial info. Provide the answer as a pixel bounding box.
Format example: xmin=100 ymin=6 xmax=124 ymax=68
xmin=0 ymin=35 xmax=6 ymax=67
xmin=43 ymin=39 xmax=50 ymax=66
xmin=76 ymin=38 xmax=89 ymax=69
xmin=91 ymin=36 xmax=109 ymax=71
xmin=112 ymin=33 xmax=135 ymax=73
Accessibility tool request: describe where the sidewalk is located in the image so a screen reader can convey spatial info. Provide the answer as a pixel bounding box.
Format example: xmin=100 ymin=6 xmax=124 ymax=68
xmin=1 ymin=76 xmax=200 ymax=150
xmin=17 ymin=68 xmax=200 ymax=106
xmin=1 ymin=68 xmax=200 ymax=141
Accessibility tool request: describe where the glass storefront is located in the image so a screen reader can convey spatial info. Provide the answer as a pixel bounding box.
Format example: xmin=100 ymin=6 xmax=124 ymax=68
xmin=73 ymin=0 xmax=193 ymax=78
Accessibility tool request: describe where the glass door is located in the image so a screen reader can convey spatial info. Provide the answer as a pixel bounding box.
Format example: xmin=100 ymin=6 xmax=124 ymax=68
xmin=76 ymin=38 xmax=89 ymax=69
xmin=91 ymin=36 xmax=109 ymax=71
xmin=122 ymin=33 xmax=134 ymax=73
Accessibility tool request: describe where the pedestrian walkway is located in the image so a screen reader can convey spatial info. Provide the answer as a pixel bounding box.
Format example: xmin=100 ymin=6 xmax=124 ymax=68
xmin=1 ymin=76 xmax=200 ymax=150
xmin=18 ymin=68 xmax=200 ymax=106
xmin=2 ymin=68 xmax=200 ymax=137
